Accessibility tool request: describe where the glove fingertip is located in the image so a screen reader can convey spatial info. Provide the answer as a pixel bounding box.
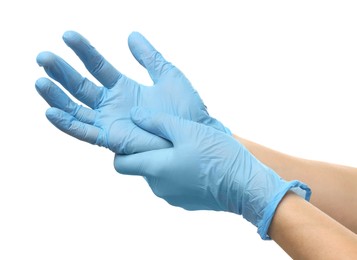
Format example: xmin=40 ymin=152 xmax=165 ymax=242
xmin=62 ymin=30 xmax=82 ymax=45
xmin=63 ymin=31 xmax=93 ymax=51
xmin=128 ymin=32 xmax=147 ymax=66
xmin=45 ymin=107 xmax=59 ymax=121
xmin=36 ymin=51 xmax=55 ymax=66
xmin=128 ymin=31 xmax=145 ymax=44
xmin=128 ymin=31 xmax=142 ymax=38
xmin=35 ymin=77 xmax=50 ymax=92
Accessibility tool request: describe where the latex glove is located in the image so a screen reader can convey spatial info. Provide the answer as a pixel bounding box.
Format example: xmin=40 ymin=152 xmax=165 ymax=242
xmin=114 ymin=107 xmax=311 ymax=239
xmin=36 ymin=31 xmax=229 ymax=154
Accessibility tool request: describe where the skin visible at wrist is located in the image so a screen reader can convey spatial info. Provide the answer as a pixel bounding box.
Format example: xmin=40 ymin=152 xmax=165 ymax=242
xmin=269 ymin=192 xmax=357 ymax=259
xmin=234 ymin=134 xmax=357 ymax=233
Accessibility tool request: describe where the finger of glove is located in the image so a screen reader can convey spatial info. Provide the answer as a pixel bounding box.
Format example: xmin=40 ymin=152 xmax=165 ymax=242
xmin=36 ymin=78 xmax=96 ymax=124
xmin=36 ymin=52 xmax=102 ymax=109
xmin=109 ymin=124 xmax=173 ymax=155
xmin=114 ymin=149 xmax=170 ymax=177
xmin=46 ymin=107 xmax=103 ymax=146
xmin=128 ymin=32 xmax=174 ymax=83
xmin=130 ymin=107 xmax=189 ymax=144
xmin=63 ymin=31 xmax=121 ymax=88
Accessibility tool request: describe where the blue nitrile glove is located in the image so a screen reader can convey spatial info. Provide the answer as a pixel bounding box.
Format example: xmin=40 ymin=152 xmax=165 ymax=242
xmin=114 ymin=107 xmax=311 ymax=239
xmin=35 ymin=31 xmax=229 ymax=154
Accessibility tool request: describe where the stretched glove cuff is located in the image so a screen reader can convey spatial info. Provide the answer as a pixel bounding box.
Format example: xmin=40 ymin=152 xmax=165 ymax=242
xmin=257 ymin=180 xmax=311 ymax=240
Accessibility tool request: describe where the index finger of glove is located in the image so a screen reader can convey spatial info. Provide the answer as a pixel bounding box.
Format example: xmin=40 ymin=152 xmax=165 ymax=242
xmin=63 ymin=31 xmax=122 ymax=88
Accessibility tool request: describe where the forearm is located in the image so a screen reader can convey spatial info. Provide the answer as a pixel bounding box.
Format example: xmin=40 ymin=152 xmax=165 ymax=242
xmin=269 ymin=192 xmax=357 ymax=259
xmin=234 ymin=135 xmax=357 ymax=233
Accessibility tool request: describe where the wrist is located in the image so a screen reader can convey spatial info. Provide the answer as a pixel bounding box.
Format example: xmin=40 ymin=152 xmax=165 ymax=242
xmin=257 ymin=175 xmax=311 ymax=240
xmin=225 ymin=146 xmax=311 ymax=239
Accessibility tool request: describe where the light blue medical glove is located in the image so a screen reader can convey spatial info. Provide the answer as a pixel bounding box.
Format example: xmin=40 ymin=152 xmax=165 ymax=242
xmin=35 ymin=31 xmax=229 ymax=154
xmin=114 ymin=107 xmax=311 ymax=239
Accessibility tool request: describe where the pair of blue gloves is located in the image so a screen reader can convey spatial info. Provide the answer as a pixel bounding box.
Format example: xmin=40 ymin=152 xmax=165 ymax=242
xmin=36 ymin=31 xmax=310 ymax=239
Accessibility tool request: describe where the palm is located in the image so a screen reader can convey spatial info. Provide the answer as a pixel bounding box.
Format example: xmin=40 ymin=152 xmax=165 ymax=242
xmin=36 ymin=31 xmax=226 ymax=154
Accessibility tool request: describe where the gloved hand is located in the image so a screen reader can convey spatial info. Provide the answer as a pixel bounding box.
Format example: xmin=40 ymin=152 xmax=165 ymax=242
xmin=36 ymin=31 xmax=229 ymax=154
xmin=115 ymin=107 xmax=311 ymax=239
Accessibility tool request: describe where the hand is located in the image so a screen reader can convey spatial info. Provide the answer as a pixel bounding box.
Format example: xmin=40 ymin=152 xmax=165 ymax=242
xmin=114 ymin=107 xmax=311 ymax=239
xmin=36 ymin=31 xmax=229 ymax=154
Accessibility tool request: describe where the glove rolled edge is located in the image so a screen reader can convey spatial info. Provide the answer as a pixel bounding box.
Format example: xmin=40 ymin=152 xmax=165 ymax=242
xmin=257 ymin=180 xmax=312 ymax=240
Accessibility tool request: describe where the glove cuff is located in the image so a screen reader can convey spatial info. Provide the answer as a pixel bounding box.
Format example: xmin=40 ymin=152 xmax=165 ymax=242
xmin=257 ymin=180 xmax=311 ymax=240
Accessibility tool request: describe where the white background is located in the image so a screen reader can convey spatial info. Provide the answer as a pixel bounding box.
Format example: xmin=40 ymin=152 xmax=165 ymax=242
xmin=1 ymin=1 xmax=357 ymax=259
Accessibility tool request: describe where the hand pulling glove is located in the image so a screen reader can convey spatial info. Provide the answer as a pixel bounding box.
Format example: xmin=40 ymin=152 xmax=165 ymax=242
xmin=115 ymin=108 xmax=311 ymax=239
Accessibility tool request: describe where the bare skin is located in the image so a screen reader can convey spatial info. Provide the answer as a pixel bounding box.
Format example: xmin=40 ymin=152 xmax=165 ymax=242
xmin=234 ymin=135 xmax=357 ymax=234
xmin=269 ymin=192 xmax=357 ymax=259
